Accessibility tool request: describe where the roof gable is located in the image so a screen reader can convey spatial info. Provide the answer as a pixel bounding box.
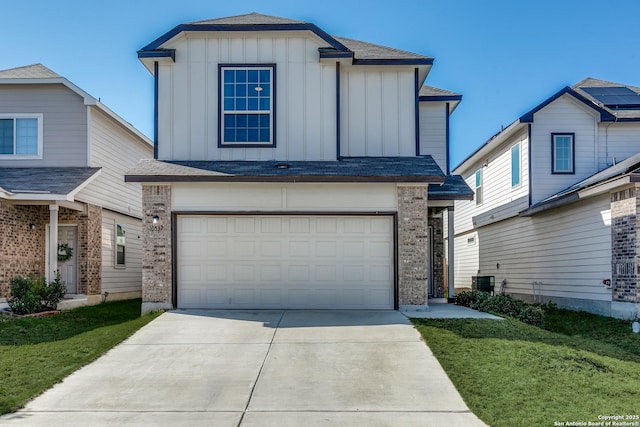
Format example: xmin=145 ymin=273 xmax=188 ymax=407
xmin=138 ymin=13 xmax=433 ymax=67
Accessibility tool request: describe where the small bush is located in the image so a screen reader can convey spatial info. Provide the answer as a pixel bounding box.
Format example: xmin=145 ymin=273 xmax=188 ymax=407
xmin=8 ymin=272 xmax=66 ymax=315
xmin=454 ymin=290 xmax=488 ymax=307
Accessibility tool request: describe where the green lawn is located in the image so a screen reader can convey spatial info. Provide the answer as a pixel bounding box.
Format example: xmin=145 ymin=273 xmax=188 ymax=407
xmin=412 ymin=309 xmax=640 ymax=427
xmin=0 ymin=299 xmax=160 ymax=414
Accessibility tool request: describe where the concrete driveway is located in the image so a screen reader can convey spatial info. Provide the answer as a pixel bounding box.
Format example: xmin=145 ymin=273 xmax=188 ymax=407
xmin=2 ymin=310 xmax=486 ymax=426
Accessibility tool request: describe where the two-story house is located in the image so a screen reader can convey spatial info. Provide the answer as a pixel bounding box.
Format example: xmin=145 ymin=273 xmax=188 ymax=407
xmin=126 ymin=13 xmax=473 ymax=311
xmin=451 ymin=78 xmax=640 ymax=319
xmin=0 ymin=64 xmax=153 ymax=306
xmin=126 ymin=13 xmax=472 ymax=314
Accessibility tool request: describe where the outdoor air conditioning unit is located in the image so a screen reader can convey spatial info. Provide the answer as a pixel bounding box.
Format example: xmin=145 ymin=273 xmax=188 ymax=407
xmin=472 ymin=276 xmax=495 ymax=295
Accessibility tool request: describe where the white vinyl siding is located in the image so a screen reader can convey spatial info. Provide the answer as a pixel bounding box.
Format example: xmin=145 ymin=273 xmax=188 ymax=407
xmin=474 ymin=194 xmax=612 ymax=303
xmin=0 ymin=85 xmax=87 ymax=167
xmin=419 ymin=102 xmax=447 ymax=171
xmin=101 ymin=210 xmax=143 ymax=295
xmin=530 ymin=94 xmax=598 ymax=204
xmin=596 ymin=122 xmax=640 ymax=169
xmin=453 ymin=231 xmax=479 ymax=289
xmin=157 ymin=33 xmax=337 ymax=161
xmin=76 ymin=107 xmax=152 ymax=218
xmin=340 ymin=69 xmax=415 ymax=157
xmin=454 ymin=130 xmax=529 ymax=234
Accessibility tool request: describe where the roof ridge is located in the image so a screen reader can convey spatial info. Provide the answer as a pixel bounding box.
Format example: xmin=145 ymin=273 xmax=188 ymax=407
xmin=0 ymin=63 xmax=61 ymax=79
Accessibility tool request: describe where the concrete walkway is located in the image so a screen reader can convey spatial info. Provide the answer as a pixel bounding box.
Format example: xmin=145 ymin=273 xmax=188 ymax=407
xmin=1 ymin=310 xmax=487 ymax=426
xmin=402 ymin=303 xmax=503 ymax=319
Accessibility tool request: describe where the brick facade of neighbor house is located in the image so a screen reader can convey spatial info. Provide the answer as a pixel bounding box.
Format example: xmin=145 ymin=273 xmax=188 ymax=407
xmin=0 ymin=201 xmax=104 ymax=299
xmin=78 ymin=204 xmax=103 ymax=295
xmin=429 ymin=214 xmax=445 ymax=299
xmin=611 ymin=186 xmax=639 ymax=304
xmin=397 ymin=185 xmax=429 ymax=306
xmin=0 ymin=201 xmax=47 ymax=298
xmin=141 ymin=185 xmax=173 ymax=313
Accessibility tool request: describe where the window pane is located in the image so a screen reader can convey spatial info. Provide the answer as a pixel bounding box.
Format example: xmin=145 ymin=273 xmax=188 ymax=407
xmin=259 ymin=128 xmax=270 ymax=142
xmin=224 ymin=98 xmax=235 ymax=110
xmin=236 ymin=128 xmax=247 ymax=142
xmin=511 ymin=144 xmax=520 ymax=186
xmin=248 ymin=70 xmax=258 ymax=83
xmin=0 ymin=119 xmax=13 ymax=154
xmin=235 ymin=70 xmax=246 ymax=83
xmin=260 ymin=69 xmax=270 ymax=83
xmin=116 ymin=245 xmax=125 ymax=265
xmin=248 ymin=97 xmax=258 ymax=110
xmin=236 ymin=98 xmax=246 ymax=111
xmin=236 ymin=83 xmax=246 ymax=97
xmin=224 ymin=70 xmax=235 ymax=83
xmin=224 ymin=128 xmax=236 ymax=142
xmin=16 ymin=119 xmax=38 ymax=154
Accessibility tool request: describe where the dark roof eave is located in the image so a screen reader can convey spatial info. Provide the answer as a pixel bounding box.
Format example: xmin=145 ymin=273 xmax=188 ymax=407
xmin=352 ymin=58 xmax=433 ymax=66
xmin=419 ymin=95 xmax=462 ymax=102
xmin=428 ymin=193 xmax=474 ymax=201
xmin=139 ymin=23 xmax=349 ymax=53
xmin=125 ymin=174 xmax=444 ymax=184
xmin=519 ymin=86 xmax=617 ymax=123
xmin=137 ymin=49 xmax=176 ymax=60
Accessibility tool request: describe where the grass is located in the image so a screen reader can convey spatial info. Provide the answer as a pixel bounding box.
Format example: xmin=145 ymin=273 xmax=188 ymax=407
xmin=0 ymin=299 xmax=160 ymax=414
xmin=412 ymin=309 xmax=640 ymax=427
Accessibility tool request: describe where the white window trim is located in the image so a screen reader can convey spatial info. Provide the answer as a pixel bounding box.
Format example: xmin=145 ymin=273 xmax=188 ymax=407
xmin=551 ymin=133 xmax=575 ymax=174
xmin=219 ymin=65 xmax=275 ymax=147
xmin=475 ymin=169 xmax=483 ymax=206
xmin=115 ymin=223 xmax=126 ymax=268
xmin=0 ymin=113 xmax=44 ymax=159
xmin=511 ymin=142 xmax=521 ymax=188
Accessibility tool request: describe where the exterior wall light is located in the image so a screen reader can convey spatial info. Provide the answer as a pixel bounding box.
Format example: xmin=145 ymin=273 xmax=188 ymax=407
xmin=152 ymin=214 xmax=159 ymax=224
xmin=29 ymin=223 xmax=36 ymax=230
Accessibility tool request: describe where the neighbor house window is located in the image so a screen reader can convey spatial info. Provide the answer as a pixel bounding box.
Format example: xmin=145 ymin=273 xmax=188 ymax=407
xmin=115 ymin=224 xmax=125 ymax=267
xmin=511 ymin=143 xmax=521 ymax=187
xmin=552 ymin=133 xmax=574 ymax=174
xmin=0 ymin=114 xmax=43 ymax=158
xmin=475 ymin=169 xmax=483 ymax=205
xmin=219 ymin=65 xmax=275 ymax=147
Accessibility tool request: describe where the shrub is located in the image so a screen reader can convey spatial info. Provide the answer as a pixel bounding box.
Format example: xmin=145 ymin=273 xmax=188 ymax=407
xmin=455 ymin=290 xmax=549 ymax=327
xmin=8 ymin=272 xmax=66 ymax=315
xmin=8 ymin=275 xmax=43 ymax=315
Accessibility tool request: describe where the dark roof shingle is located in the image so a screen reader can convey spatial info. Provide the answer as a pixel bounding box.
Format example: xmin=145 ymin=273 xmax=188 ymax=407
xmin=0 ymin=167 xmax=101 ymax=195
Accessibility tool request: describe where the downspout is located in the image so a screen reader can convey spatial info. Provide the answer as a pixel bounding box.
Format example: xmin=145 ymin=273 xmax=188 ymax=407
xmin=445 ymin=102 xmax=451 ymax=174
xmin=336 ymin=61 xmax=341 ymax=160
xmin=527 ymin=123 xmax=532 ymax=207
xmin=153 ymin=61 xmax=159 ymax=160
xmin=414 ymin=68 xmax=420 ymax=156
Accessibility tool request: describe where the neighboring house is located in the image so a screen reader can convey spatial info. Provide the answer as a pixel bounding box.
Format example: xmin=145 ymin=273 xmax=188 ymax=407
xmin=126 ymin=13 xmax=472 ymax=313
xmin=0 ymin=64 xmax=153 ymax=305
xmin=451 ymin=77 xmax=640 ymax=319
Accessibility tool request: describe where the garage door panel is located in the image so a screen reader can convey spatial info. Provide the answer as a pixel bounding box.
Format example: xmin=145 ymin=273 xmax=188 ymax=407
xmin=177 ymin=215 xmax=394 ymax=309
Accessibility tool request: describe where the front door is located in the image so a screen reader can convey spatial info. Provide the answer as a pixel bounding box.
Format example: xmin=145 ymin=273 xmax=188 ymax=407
xmin=58 ymin=226 xmax=78 ymax=294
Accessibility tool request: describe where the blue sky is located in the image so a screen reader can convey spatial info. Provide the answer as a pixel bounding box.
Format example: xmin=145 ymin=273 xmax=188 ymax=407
xmin=2 ymin=0 xmax=639 ymax=169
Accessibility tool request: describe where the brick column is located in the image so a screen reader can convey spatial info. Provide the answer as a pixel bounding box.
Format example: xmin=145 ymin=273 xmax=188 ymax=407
xmin=611 ymin=185 xmax=640 ymax=319
xmin=397 ymin=184 xmax=429 ymax=308
xmin=78 ymin=204 xmax=102 ymax=296
xmin=142 ymin=185 xmax=173 ymax=314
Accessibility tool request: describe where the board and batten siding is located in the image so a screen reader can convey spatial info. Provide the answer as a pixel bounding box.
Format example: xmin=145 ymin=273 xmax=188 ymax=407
xmin=101 ymin=210 xmax=142 ymax=295
xmin=0 ymin=84 xmax=87 ymax=167
xmin=172 ymin=182 xmax=398 ymax=212
xmin=76 ymin=107 xmax=152 ymax=219
xmin=157 ymin=33 xmax=337 ymax=161
xmin=530 ymin=94 xmax=599 ymax=204
xmin=596 ymin=121 xmax=640 ymax=170
xmin=475 ymin=194 xmax=612 ymax=302
xmin=454 ymin=130 xmax=529 ymax=235
xmin=419 ymin=102 xmax=447 ymax=172
xmin=339 ymin=68 xmax=415 ymax=157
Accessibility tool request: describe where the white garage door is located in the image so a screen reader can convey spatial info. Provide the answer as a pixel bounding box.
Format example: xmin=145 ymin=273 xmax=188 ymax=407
xmin=177 ymin=215 xmax=394 ymax=309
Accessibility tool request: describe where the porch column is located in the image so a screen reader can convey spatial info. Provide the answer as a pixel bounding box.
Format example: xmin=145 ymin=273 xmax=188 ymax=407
xmin=448 ymin=207 xmax=455 ymax=302
xmin=48 ymin=204 xmax=59 ymax=281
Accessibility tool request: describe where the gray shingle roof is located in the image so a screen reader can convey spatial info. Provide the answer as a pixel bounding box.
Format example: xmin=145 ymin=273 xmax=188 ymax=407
xmin=190 ymin=12 xmax=306 ymax=25
xmin=0 ymin=63 xmax=61 ymax=79
xmin=126 ymin=157 xmax=445 ymax=183
xmin=0 ymin=167 xmax=101 ymax=195
xmin=428 ymin=175 xmax=474 ymax=200
xmin=419 ymin=86 xmax=461 ymax=98
xmin=573 ymin=77 xmax=640 ymax=120
xmin=333 ymin=36 xmax=432 ymax=61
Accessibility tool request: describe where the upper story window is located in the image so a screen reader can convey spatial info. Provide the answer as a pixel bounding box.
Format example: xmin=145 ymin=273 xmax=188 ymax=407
xmin=551 ymin=133 xmax=574 ymax=174
xmin=475 ymin=169 xmax=483 ymax=205
xmin=219 ymin=64 xmax=275 ymax=147
xmin=0 ymin=114 xmax=43 ymax=158
xmin=511 ymin=142 xmax=521 ymax=187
